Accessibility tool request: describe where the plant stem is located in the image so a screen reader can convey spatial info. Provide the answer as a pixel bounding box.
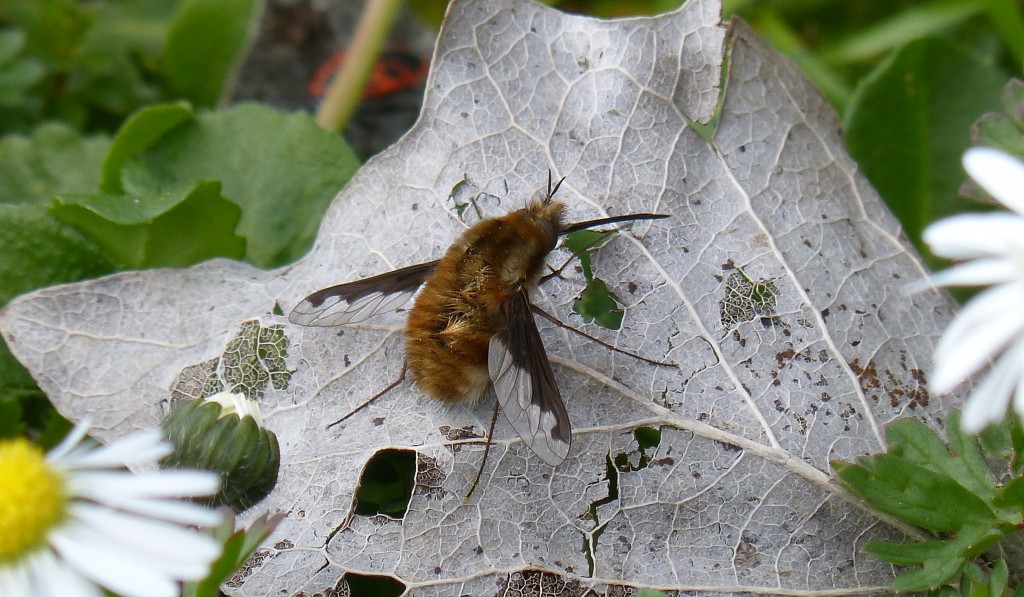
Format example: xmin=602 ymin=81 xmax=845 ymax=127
xmin=315 ymin=0 xmax=403 ymax=133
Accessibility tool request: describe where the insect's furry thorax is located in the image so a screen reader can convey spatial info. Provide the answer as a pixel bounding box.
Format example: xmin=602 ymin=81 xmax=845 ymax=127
xmin=404 ymin=198 xmax=566 ymax=404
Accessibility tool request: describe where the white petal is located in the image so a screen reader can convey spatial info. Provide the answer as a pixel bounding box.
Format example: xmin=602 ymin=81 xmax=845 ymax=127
xmin=963 ymin=147 xmax=1024 ymax=214
xmin=46 ymin=420 xmax=92 ymax=463
xmin=61 ymin=519 xmax=211 ymax=578
xmin=29 ymin=549 xmax=101 ymax=597
xmin=928 ymin=258 xmax=1019 ymax=288
xmin=62 ymin=431 xmax=170 ymax=469
xmin=922 ymin=213 xmax=1024 ymax=259
xmin=49 ymin=523 xmax=183 ymax=597
xmin=207 ymin=391 xmax=265 ymax=426
xmin=71 ymin=469 xmax=219 ymax=501
xmin=71 ymin=503 xmax=221 ymax=565
xmin=0 ymin=556 xmax=33 ymax=597
xmin=960 ymin=339 xmax=1024 ymax=432
xmin=931 ymin=284 xmax=1024 ymax=393
xmin=91 ymin=492 xmax=223 ymax=526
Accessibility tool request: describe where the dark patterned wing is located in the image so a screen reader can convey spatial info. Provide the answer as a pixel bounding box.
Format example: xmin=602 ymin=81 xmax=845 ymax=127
xmin=289 ymin=260 xmax=439 ymax=327
xmin=488 ymin=290 xmax=571 ymax=466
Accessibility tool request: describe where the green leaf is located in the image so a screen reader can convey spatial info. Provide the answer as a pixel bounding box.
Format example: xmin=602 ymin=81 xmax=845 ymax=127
xmin=50 ymin=181 xmax=244 ymax=269
xmin=820 ymin=0 xmax=986 ymax=63
xmin=0 ymin=56 xmax=45 ymax=105
xmin=563 ymin=229 xmax=625 ymax=329
xmin=563 ymin=229 xmax=614 ymax=280
xmin=865 ymin=524 xmax=1000 ymax=591
xmin=101 ymin=101 xmax=195 ymax=194
xmin=0 ymin=28 xmax=45 ymax=107
xmin=843 ymin=37 xmax=1008 ymax=266
xmin=751 ymin=9 xmax=852 ymax=110
xmin=164 ymin=0 xmax=259 ymax=107
xmin=0 ymin=28 xmax=26 ymax=62
xmin=0 ymin=123 xmax=109 ymax=205
xmin=834 ymin=412 xmax=1024 ymax=591
xmin=574 ymin=277 xmax=624 ymax=330
xmin=0 ymin=0 xmax=174 ymax=131
xmin=1005 ymin=79 xmax=1024 ymax=129
xmin=888 ymin=411 xmax=991 ymax=499
xmin=0 ymin=204 xmax=113 ymax=305
xmin=993 ymin=476 xmax=1024 ymax=512
xmin=0 ymin=202 xmax=105 ymax=436
xmin=971 ymin=79 xmax=1024 ymax=163
xmin=838 ymin=453 xmax=995 ymax=531
xmin=0 ymin=345 xmax=36 ymax=404
xmin=120 ymin=104 xmax=359 ymax=267
xmin=186 ymin=511 xmax=285 ymax=597
xmin=988 ymin=559 xmax=1010 ymax=595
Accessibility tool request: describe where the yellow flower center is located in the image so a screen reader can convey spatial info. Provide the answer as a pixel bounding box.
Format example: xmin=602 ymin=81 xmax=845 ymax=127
xmin=0 ymin=438 xmax=67 ymax=563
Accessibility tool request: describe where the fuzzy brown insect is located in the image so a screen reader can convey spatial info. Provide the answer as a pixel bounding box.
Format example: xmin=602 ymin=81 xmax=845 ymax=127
xmin=290 ymin=176 xmax=666 ymax=469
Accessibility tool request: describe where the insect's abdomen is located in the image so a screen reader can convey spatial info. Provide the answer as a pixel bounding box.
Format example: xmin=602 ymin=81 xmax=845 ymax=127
xmin=405 ymin=200 xmax=564 ymax=404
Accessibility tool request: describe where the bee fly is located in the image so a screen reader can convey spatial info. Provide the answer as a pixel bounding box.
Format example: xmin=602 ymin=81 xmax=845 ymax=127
xmin=290 ymin=174 xmax=668 ymax=492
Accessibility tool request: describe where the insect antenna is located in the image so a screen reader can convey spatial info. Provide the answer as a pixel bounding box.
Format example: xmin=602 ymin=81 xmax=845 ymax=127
xmin=545 ymin=170 xmax=566 ymax=202
xmin=326 ymin=364 xmax=408 ymax=430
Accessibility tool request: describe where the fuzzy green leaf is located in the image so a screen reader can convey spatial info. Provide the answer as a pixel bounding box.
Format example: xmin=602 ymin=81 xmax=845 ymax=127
xmin=50 ymin=181 xmax=244 ymax=269
xmin=0 ymin=123 xmax=109 ymax=205
xmin=164 ymin=0 xmax=258 ymax=107
xmin=119 ymin=104 xmax=359 ymax=267
xmin=101 ymin=101 xmax=195 ymax=194
xmin=0 ymin=204 xmax=113 ymax=305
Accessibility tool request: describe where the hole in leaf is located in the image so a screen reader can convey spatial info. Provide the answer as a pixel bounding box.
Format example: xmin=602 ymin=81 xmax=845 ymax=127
xmin=584 ymin=453 xmax=620 ymax=576
xmin=354 ymin=449 xmax=416 ymax=517
xmin=341 ymin=572 xmax=406 ymax=597
xmin=613 ymin=426 xmax=663 ymax=473
xmin=719 ymin=269 xmax=779 ymax=328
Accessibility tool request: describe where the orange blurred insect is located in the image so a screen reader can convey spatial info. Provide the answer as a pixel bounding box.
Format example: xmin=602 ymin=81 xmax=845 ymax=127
xmin=290 ymin=175 xmax=667 ymax=482
xmin=308 ymin=48 xmax=428 ymax=101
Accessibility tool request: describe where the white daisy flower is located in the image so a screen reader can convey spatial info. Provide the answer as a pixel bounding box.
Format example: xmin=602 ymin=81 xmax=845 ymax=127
xmin=0 ymin=421 xmax=223 ymax=597
xmin=923 ymin=147 xmax=1024 ymax=433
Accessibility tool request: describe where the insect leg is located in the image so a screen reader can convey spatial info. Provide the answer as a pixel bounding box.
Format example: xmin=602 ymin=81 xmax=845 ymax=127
xmin=530 ymin=304 xmax=678 ymax=368
xmin=326 ymin=362 xmax=408 ymax=429
xmin=539 ymin=230 xmax=619 ymax=285
xmin=463 ymin=397 xmax=501 ymax=502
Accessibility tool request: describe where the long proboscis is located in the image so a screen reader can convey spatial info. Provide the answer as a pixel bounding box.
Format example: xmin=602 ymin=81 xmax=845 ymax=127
xmin=559 ymin=212 xmax=669 ymax=235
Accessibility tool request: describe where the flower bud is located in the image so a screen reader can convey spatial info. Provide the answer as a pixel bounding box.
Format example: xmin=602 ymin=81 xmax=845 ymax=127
xmin=161 ymin=391 xmax=279 ymax=512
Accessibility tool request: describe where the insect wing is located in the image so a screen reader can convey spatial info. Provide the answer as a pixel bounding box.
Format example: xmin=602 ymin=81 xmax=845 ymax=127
xmin=290 ymin=260 xmax=439 ymax=327
xmin=488 ymin=291 xmax=571 ymax=465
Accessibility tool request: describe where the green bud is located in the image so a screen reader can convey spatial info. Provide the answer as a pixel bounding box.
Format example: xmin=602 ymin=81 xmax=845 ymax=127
xmin=161 ymin=391 xmax=280 ymax=512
